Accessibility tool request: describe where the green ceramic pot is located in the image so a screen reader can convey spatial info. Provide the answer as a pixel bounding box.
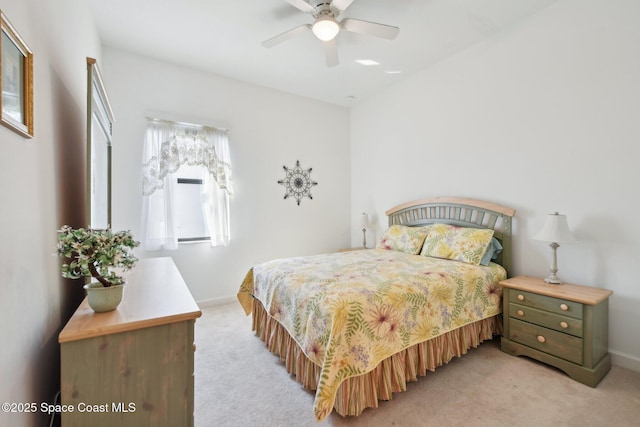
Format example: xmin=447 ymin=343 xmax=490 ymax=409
xmin=83 ymin=282 xmax=124 ymax=312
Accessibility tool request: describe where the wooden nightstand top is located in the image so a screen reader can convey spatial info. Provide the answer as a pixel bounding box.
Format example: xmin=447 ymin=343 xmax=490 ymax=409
xmin=499 ymin=275 xmax=613 ymax=306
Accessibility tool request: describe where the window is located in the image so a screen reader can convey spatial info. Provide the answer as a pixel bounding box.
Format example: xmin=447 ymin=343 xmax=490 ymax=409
xmin=175 ymin=166 xmax=210 ymax=243
xmin=141 ymin=119 xmax=233 ymax=250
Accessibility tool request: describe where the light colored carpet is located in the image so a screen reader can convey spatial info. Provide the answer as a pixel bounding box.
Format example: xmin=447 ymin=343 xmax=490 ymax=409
xmin=194 ymin=302 xmax=640 ymax=427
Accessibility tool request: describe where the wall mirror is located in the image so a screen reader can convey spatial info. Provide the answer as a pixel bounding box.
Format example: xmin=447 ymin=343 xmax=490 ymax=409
xmin=86 ymin=57 xmax=115 ymax=229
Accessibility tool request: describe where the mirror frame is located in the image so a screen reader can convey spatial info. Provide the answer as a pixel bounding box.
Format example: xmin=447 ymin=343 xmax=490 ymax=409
xmin=86 ymin=57 xmax=115 ymax=229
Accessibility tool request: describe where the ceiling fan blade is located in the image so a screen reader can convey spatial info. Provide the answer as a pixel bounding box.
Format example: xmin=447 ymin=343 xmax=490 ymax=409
xmin=262 ymin=24 xmax=311 ymax=48
xmin=323 ymin=39 xmax=339 ymax=67
xmin=341 ymin=18 xmax=399 ymax=40
xmin=331 ymin=0 xmax=355 ymax=13
xmin=286 ymin=0 xmax=315 ymax=14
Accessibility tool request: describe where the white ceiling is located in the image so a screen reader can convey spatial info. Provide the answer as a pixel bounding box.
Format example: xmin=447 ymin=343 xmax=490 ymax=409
xmin=88 ymin=0 xmax=558 ymax=107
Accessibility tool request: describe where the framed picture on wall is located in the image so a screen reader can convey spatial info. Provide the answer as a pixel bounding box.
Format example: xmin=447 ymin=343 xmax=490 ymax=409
xmin=1 ymin=10 xmax=33 ymax=138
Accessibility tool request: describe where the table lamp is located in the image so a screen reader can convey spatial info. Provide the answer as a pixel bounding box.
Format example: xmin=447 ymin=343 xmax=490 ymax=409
xmin=360 ymin=212 xmax=368 ymax=249
xmin=532 ymin=212 xmax=575 ymax=284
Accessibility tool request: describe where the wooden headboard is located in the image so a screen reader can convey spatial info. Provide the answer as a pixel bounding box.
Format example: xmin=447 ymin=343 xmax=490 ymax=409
xmin=386 ymin=197 xmax=516 ymax=276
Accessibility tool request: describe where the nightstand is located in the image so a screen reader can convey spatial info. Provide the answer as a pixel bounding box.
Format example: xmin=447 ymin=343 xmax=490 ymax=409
xmin=499 ymin=275 xmax=613 ymax=387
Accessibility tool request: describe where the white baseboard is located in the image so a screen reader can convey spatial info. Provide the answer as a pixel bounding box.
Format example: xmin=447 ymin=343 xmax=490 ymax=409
xmin=610 ymin=350 xmax=640 ymax=373
xmin=197 ymin=295 xmax=237 ymax=308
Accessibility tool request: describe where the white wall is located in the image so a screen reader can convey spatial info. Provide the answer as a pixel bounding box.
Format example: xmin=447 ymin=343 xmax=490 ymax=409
xmin=0 ymin=1 xmax=102 ymax=426
xmin=102 ymin=48 xmax=351 ymax=304
xmin=350 ymin=0 xmax=640 ymax=370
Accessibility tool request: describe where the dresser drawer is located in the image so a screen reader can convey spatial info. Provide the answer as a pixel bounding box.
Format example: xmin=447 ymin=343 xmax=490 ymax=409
xmin=509 ymin=303 xmax=583 ymax=337
xmin=508 ymin=318 xmax=583 ymax=364
xmin=509 ymin=290 xmax=583 ymax=319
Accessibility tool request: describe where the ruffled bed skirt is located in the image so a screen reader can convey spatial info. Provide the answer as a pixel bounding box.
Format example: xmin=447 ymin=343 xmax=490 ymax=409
xmin=251 ymin=298 xmax=503 ymax=417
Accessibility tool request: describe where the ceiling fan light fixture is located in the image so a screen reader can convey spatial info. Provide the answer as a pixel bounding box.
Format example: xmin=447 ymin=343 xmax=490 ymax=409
xmin=312 ymin=16 xmax=340 ymax=41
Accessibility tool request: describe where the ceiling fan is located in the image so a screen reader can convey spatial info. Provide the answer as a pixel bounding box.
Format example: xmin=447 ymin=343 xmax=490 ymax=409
xmin=262 ymin=0 xmax=400 ymax=67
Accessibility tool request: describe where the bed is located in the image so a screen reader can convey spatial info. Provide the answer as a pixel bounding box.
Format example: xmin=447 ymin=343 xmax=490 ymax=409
xmin=237 ymin=197 xmax=515 ymax=421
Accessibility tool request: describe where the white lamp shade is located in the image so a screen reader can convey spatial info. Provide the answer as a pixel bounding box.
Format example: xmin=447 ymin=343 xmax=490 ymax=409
xmin=532 ymin=212 xmax=575 ymax=243
xmin=312 ymin=17 xmax=340 ymax=41
xmin=360 ymin=212 xmax=368 ymax=229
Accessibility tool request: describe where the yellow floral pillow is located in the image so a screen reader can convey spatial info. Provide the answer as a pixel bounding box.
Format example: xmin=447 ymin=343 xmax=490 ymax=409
xmin=376 ymin=225 xmax=431 ymax=254
xmin=420 ymin=223 xmax=494 ymax=265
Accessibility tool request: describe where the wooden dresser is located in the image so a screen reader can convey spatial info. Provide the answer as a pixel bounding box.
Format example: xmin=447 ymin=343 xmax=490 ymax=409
xmin=59 ymin=257 xmax=202 ymax=427
xmin=499 ymin=275 xmax=612 ymax=387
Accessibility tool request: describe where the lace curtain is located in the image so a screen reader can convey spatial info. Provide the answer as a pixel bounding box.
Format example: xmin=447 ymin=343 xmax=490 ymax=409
xmin=141 ymin=119 xmax=233 ymax=250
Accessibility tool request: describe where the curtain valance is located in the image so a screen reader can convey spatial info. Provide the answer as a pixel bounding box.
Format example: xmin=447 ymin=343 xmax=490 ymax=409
xmin=142 ymin=120 xmax=234 ymax=197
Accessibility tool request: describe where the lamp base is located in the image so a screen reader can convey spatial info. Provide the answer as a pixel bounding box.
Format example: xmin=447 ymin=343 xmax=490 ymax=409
xmin=545 ymin=242 xmax=562 ymax=284
xmin=544 ymin=274 xmax=562 ymax=284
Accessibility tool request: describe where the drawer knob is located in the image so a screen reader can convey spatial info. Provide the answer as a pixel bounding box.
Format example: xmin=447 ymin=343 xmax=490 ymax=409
xmin=560 ymin=321 xmax=569 ymax=329
xmin=193 ymin=343 xmax=197 ymax=352
xmin=560 ymin=303 xmax=569 ymax=311
xmin=517 ymin=294 xmax=525 ymax=301
xmin=517 ymin=310 xmax=524 ymax=317
xmin=537 ymin=335 xmax=546 ymax=343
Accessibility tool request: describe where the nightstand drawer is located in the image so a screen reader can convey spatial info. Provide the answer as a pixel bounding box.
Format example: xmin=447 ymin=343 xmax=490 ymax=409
xmin=509 ymin=290 xmax=583 ymax=319
xmin=509 ymin=318 xmax=583 ymax=364
xmin=509 ymin=303 xmax=583 ymax=337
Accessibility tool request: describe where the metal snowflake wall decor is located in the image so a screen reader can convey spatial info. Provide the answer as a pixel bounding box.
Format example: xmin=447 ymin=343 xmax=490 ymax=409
xmin=277 ymin=160 xmax=318 ymax=206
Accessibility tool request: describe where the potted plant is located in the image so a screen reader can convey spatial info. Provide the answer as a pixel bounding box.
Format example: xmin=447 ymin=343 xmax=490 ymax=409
xmin=57 ymin=225 xmax=140 ymax=312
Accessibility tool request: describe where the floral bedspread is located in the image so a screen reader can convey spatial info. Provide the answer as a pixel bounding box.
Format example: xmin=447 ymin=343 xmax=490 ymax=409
xmin=237 ymin=249 xmax=505 ymax=421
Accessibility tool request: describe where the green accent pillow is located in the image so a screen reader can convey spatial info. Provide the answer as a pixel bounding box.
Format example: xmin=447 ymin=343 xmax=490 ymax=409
xmin=420 ymin=223 xmax=494 ymax=265
xmin=480 ymin=237 xmax=503 ymax=266
xmin=376 ymin=225 xmax=431 ymax=254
